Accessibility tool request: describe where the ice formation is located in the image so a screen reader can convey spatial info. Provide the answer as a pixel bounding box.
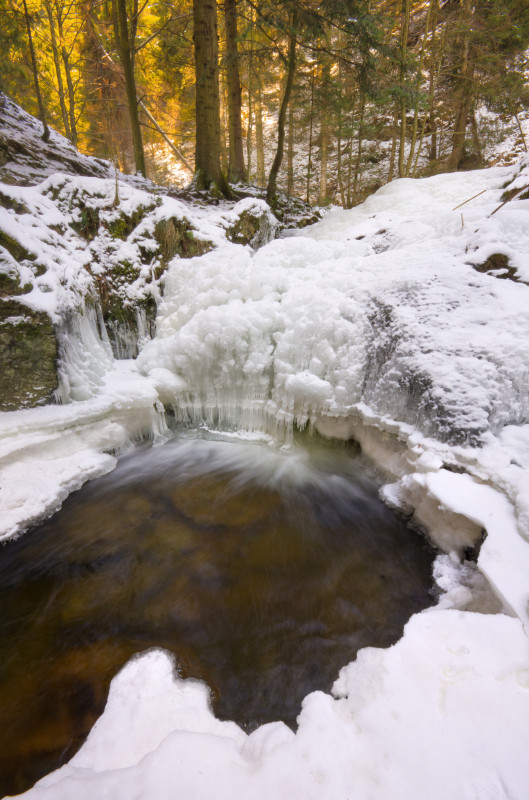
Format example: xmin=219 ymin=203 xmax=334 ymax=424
xmin=2 ymin=157 xmax=529 ymax=798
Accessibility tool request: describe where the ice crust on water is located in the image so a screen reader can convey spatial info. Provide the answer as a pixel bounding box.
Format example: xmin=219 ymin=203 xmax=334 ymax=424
xmin=3 ymin=161 xmax=529 ymax=798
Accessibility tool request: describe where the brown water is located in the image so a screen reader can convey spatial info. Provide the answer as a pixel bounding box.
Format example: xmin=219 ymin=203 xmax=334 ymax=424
xmin=0 ymin=435 xmax=435 ymax=796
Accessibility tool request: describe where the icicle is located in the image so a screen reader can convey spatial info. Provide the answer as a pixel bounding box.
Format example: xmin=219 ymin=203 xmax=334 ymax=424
xmin=105 ymin=308 xmax=155 ymax=360
xmin=55 ymin=305 xmax=114 ymax=403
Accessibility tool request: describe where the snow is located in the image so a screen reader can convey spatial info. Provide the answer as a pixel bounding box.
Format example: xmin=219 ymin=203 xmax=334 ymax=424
xmin=2 ymin=157 xmax=529 ymax=798
xmin=15 ymin=614 xmax=529 ymax=800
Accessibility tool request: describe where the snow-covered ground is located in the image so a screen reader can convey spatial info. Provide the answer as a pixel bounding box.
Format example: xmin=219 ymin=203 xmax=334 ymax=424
xmin=2 ymin=157 xmax=529 ymax=798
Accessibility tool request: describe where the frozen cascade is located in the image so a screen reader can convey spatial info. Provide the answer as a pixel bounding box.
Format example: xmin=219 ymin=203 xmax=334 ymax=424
xmin=0 ymin=304 xmax=170 ymax=540
xmin=136 ymin=239 xmax=369 ymax=442
xmin=53 ymin=302 xmax=170 ymax=448
xmin=106 ymin=309 xmax=156 ymax=360
xmin=55 ymin=305 xmax=114 ymax=402
xmin=137 ymin=218 xmax=529 ymax=446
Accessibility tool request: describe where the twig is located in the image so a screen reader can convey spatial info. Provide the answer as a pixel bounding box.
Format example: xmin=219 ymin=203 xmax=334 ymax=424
xmin=452 ymin=188 xmax=486 ymax=211
xmin=488 ymin=184 xmax=529 ymax=218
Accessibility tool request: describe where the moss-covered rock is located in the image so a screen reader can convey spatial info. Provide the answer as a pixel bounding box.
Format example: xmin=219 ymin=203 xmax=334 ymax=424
xmin=0 ymin=189 xmax=28 ymax=214
xmin=0 ymin=269 xmax=32 ymax=297
xmin=154 ymin=217 xmax=213 ymax=264
xmin=226 ymin=207 xmax=275 ymax=248
xmin=267 ymin=191 xmax=322 ymax=230
xmin=0 ymin=229 xmax=36 ymax=263
xmin=106 ymin=201 xmax=159 ymax=240
xmin=70 ymin=201 xmax=100 ymax=241
xmin=0 ymin=299 xmax=57 ymax=410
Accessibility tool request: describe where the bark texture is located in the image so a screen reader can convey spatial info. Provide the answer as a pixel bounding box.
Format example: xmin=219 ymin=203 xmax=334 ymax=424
xmin=193 ymin=0 xmax=226 ymax=192
xmin=448 ymin=0 xmax=473 ymax=171
xmin=23 ymin=0 xmax=50 ymax=142
xmin=266 ymin=10 xmax=298 ymax=205
xmin=224 ymin=0 xmax=245 ymax=182
xmin=112 ymin=0 xmax=146 ymax=176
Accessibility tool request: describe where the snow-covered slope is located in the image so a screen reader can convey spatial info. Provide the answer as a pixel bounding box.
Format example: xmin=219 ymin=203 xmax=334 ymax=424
xmin=0 ymin=92 xmax=164 ymax=190
xmin=0 ymin=93 xmax=113 ymax=186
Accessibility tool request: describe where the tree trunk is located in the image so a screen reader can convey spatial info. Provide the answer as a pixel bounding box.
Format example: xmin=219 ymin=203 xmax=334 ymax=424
xmin=193 ymin=0 xmax=228 ymax=193
xmin=449 ymin=94 xmax=471 ymax=171
xmin=220 ymin=77 xmax=229 ymax=173
xmin=448 ymin=0 xmax=473 ymax=171
xmin=287 ymin=101 xmax=294 ymax=194
xmin=246 ymin=6 xmax=254 ymax=181
xmin=266 ymin=10 xmax=298 ymax=206
xmin=398 ymin=0 xmax=410 ymax=178
xmin=255 ymin=81 xmax=266 ymax=186
xmin=57 ymin=0 xmax=78 ymax=150
xmin=112 ymin=0 xmax=146 ymax=176
xmin=470 ymin=110 xmax=482 ymax=161
xmin=406 ymin=0 xmax=434 ymax=175
xmin=515 ymin=112 xmax=528 ymax=153
xmin=223 ymin=0 xmax=245 ymax=182
xmin=306 ymin=67 xmax=315 ymax=203
xmin=411 ymin=114 xmax=428 ymax=177
xmin=61 ymin=46 xmax=78 ymax=147
xmin=346 ymin=133 xmax=353 ymax=208
xmin=353 ymin=91 xmax=365 ymax=196
xmin=44 ymin=0 xmax=71 ymax=141
xmin=427 ymin=0 xmax=439 ymax=162
xmin=337 ymin=113 xmax=346 ymax=207
xmin=23 ymin=0 xmax=50 ymax=142
xmin=319 ymin=114 xmax=328 ymax=203
xmin=55 ymin=3 xmax=77 ymax=147
xmin=388 ymin=103 xmax=399 ymax=182
xmin=318 ymin=59 xmax=330 ymax=204
xmin=428 ymin=61 xmax=437 ymax=161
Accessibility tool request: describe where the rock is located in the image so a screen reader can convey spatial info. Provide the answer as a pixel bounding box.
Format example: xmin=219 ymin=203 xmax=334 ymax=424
xmin=154 ymin=217 xmax=213 ymax=263
xmin=473 ymin=252 xmax=523 ymax=284
xmin=225 ymin=200 xmax=277 ymax=248
xmin=0 ymin=299 xmax=57 ymax=410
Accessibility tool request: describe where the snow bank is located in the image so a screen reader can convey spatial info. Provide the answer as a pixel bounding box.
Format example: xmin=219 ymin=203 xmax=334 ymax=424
xmin=16 ymin=613 xmax=529 ymax=800
xmin=0 ymin=363 xmax=167 ymax=540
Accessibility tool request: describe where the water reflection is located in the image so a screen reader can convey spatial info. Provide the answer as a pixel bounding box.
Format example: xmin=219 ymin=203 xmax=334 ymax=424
xmin=0 ymin=435 xmax=435 ymax=795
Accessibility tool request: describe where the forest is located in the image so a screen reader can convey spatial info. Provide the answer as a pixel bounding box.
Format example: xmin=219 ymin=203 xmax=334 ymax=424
xmin=2 ymin=0 xmax=529 ymax=204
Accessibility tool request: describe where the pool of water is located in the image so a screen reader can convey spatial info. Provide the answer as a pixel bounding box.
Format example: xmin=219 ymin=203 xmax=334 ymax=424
xmin=0 ymin=434 xmax=435 ymax=796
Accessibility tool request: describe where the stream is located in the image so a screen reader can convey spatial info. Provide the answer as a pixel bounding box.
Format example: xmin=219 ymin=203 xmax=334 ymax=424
xmin=0 ymin=433 xmax=435 ymax=796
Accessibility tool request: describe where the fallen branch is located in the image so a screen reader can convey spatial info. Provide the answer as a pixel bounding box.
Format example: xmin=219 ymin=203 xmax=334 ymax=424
xmin=139 ymin=101 xmax=194 ymax=175
xmin=452 ymin=188 xmax=487 ymax=211
xmin=488 ymin=184 xmax=529 ymax=218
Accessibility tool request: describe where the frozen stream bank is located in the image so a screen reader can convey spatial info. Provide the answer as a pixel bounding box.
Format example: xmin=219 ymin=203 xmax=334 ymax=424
xmin=2 ymin=160 xmax=529 ymax=798
xmin=0 ymin=435 xmax=436 ymax=795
